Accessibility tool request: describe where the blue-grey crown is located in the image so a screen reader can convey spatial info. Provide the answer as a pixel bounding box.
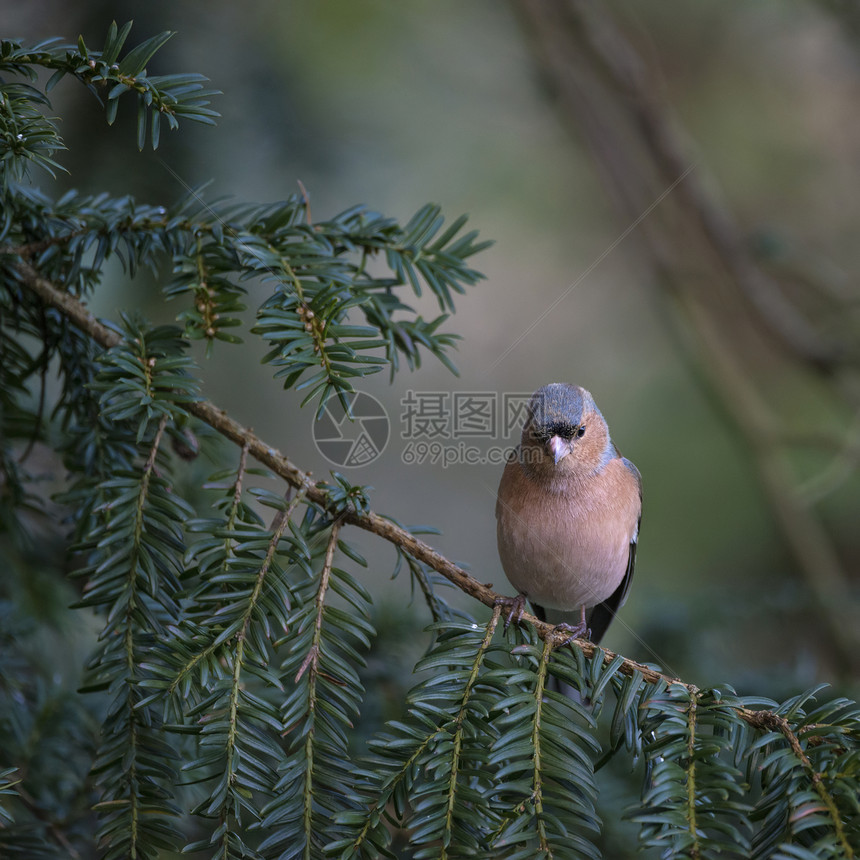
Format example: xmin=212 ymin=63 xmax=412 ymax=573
xmin=527 ymin=383 xmax=597 ymax=439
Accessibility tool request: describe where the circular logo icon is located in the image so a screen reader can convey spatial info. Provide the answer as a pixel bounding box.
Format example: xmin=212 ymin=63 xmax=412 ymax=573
xmin=312 ymin=391 xmax=390 ymax=468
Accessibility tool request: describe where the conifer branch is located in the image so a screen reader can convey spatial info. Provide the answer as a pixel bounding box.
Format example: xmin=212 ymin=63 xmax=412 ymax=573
xmin=20 ymin=257 xmax=858 ymax=855
xmin=7 ymin=20 xmax=858 ymax=858
xmin=13 ymin=256 xmax=683 ymax=683
xmin=532 ymin=636 xmax=553 ymax=856
xmin=121 ymin=414 xmax=168 ymax=856
xmin=441 ymin=604 xmax=502 ymax=858
xmin=16 ymin=256 xmax=835 ymax=732
xmin=685 ymin=693 xmax=701 ymax=860
xmin=12 ymin=261 xmax=859 ymax=854
xmin=167 ymin=442 xmax=251 ymax=696
xmin=740 ymin=709 xmax=855 ymax=857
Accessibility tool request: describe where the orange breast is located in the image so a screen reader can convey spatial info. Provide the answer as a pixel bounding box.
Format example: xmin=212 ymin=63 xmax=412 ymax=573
xmin=496 ymin=457 xmax=639 ymax=611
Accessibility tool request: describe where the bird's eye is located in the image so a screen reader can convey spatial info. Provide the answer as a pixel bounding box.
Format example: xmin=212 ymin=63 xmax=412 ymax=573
xmin=577 ymin=425 xmax=586 ymax=438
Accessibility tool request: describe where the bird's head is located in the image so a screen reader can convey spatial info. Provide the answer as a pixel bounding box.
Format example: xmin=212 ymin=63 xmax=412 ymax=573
xmin=520 ymin=383 xmax=611 ymax=479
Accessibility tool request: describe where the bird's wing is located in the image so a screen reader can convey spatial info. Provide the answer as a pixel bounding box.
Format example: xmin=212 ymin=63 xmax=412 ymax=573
xmin=588 ymin=456 xmax=641 ymax=645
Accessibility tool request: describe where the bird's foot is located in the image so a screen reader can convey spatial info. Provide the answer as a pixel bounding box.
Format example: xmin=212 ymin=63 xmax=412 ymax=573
xmin=494 ymin=593 xmax=527 ymax=630
xmin=551 ymin=621 xmax=591 ymax=647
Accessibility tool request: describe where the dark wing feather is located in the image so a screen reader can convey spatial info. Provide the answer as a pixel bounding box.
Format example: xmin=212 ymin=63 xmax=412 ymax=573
xmin=587 ymin=535 xmax=637 ymax=645
xmin=587 ymin=456 xmax=642 ymax=645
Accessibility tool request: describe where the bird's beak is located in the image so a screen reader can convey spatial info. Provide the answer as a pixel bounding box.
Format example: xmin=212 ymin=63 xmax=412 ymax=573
xmin=548 ymin=435 xmax=570 ymax=464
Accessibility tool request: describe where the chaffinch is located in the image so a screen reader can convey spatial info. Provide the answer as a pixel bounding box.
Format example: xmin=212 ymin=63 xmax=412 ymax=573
xmin=496 ymin=383 xmax=641 ymax=644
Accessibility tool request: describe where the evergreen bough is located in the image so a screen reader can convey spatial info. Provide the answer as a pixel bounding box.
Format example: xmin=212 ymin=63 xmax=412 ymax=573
xmin=1 ymin=23 xmax=858 ymax=859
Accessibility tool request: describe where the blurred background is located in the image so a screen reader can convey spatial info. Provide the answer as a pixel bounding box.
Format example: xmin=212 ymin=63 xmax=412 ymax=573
xmin=5 ymin=1 xmax=860 ymax=852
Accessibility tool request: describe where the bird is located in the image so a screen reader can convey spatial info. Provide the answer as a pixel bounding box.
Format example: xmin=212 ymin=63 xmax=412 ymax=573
xmin=495 ymin=383 xmax=641 ymax=645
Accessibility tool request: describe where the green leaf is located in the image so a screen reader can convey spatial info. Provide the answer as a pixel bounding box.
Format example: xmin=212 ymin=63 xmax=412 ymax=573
xmin=102 ymin=20 xmax=134 ymax=65
xmin=117 ymin=29 xmax=175 ymax=77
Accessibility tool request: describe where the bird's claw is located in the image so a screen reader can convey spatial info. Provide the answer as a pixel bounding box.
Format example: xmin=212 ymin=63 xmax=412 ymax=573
xmin=552 ymin=621 xmax=591 ymax=647
xmin=495 ymin=593 xmax=527 ymax=630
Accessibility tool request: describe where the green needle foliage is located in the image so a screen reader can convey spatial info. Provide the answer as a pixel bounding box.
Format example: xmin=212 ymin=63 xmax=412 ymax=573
xmin=1 ymin=21 xmax=859 ymax=860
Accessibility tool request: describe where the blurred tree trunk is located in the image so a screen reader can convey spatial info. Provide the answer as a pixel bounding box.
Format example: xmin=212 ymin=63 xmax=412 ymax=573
xmin=515 ymin=0 xmax=860 ymax=675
